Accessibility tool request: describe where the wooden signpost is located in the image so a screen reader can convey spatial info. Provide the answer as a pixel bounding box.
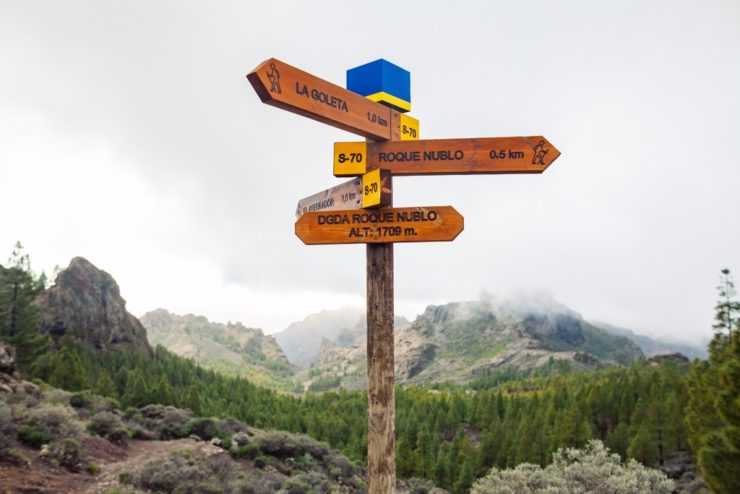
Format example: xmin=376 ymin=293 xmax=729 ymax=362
xmin=334 ymin=136 xmax=560 ymax=176
xmin=247 ymin=57 xmax=559 ymax=494
xmin=295 ymin=170 xmax=391 ymax=218
xmin=295 ymin=206 xmax=464 ymax=244
xmin=248 ymin=58 xmax=397 ymax=140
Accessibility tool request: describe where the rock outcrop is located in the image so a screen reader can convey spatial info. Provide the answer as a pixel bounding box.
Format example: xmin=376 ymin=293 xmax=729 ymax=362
xmin=34 ymin=257 xmax=151 ymax=353
xmin=304 ymin=294 xmax=647 ymax=389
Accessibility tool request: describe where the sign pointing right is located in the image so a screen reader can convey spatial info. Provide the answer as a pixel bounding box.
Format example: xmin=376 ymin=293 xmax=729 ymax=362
xmin=334 ymin=136 xmax=560 ymax=176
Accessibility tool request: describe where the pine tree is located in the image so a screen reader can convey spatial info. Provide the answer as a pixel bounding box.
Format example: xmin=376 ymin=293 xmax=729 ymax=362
xmin=713 ymin=268 xmax=740 ymax=345
xmin=48 ymin=336 xmax=90 ymax=391
xmin=122 ymin=369 xmax=151 ymax=407
xmin=433 ymin=443 xmax=452 ymax=490
xmin=686 ymin=269 xmax=740 ymax=493
xmin=0 ymin=242 xmax=49 ymax=371
xmin=93 ymin=370 xmax=117 ymax=398
xmin=628 ymin=423 xmax=660 ymax=466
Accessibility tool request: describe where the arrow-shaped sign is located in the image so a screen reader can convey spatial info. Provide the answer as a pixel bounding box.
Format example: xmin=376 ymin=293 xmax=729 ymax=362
xmin=295 ymin=206 xmax=464 ymax=245
xmin=296 ymin=170 xmax=391 ymax=218
xmin=248 ymin=58 xmax=401 ymax=141
xmin=334 ymin=136 xmax=560 ymax=176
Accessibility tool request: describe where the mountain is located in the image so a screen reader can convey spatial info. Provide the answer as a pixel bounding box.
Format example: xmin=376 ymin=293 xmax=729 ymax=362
xmin=306 ymin=293 xmax=645 ymax=389
xmin=273 ymin=307 xmax=364 ymax=366
xmin=34 ymin=257 xmax=150 ymax=353
xmin=591 ymin=320 xmax=707 ymax=359
xmin=140 ymin=309 xmax=295 ymax=391
xmin=273 ymin=307 xmax=410 ymax=367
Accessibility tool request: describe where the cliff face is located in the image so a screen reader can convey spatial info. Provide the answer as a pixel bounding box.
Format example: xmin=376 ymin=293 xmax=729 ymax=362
xmin=34 ymin=257 xmax=150 ymax=353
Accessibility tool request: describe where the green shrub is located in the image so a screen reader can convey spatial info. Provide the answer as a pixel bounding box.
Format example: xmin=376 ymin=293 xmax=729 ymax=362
xmin=280 ymin=478 xmax=308 ymax=494
xmin=254 ymin=455 xmax=275 ymax=469
xmin=17 ymin=424 xmax=53 ymax=448
xmin=44 ymin=438 xmax=85 ymax=472
xmin=88 ymin=462 xmax=101 ymax=474
xmin=232 ymin=443 xmax=260 ymax=460
xmin=186 ymin=418 xmax=220 ymax=441
xmin=69 ymin=391 xmax=93 ymax=409
xmin=88 ymin=411 xmax=124 ymax=437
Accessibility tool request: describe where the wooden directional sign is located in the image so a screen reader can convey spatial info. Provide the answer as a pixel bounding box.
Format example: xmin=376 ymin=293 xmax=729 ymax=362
xmin=248 ymin=58 xmax=398 ymax=141
xmin=334 ymin=136 xmax=560 ymax=176
xmin=296 ymin=170 xmax=391 ymax=218
xmin=295 ymin=206 xmax=463 ymax=245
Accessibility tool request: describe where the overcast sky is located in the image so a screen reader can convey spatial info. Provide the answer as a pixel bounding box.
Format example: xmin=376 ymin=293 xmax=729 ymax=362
xmin=1 ymin=1 xmax=738 ymax=345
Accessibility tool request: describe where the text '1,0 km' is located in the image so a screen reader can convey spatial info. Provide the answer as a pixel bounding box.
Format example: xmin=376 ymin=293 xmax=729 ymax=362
xmin=248 ymin=58 xmax=403 ymax=141
xmin=334 ymin=136 xmax=560 ymax=176
xmin=295 ymin=170 xmax=391 ymax=218
xmin=295 ymin=206 xmax=464 ymax=245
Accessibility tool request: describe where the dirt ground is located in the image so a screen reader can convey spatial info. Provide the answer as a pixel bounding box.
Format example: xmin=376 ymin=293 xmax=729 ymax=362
xmin=0 ymin=437 xmax=223 ymax=494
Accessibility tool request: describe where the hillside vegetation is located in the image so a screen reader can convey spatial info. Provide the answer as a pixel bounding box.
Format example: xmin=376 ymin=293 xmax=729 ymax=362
xmin=2 ymin=245 xmax=736 ymax=492
xmin=141 ymin=308 xmax=297 ymax=392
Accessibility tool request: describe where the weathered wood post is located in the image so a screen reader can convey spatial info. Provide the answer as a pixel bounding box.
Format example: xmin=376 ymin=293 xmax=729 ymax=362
xmin=366 ymin=176 xmax=395 ymax=493
xmin=247 ymin=56 xmax=559 ymax=494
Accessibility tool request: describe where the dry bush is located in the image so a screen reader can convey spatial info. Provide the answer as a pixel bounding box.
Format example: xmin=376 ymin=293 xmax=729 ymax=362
xmin=43 ymin=388 xmax=72 ymax=406
xmin=471 ymin=440 xmax=675 ymax=494
xmin=88 ymin=411 xmax=129 ymax=444
xmin=134 ymin=404 xmax=192 ymax=439
xmin=42 ymin=438 xmax=86 ymax=472
xmin=128 ymin=449 xmax=236 ymax=494
xmin=26 ymin=403 xmax=82 ymax=439
xmin=284 ymin=471 xmax=332 ymax=494
xmin=256 ymin=431 xmax=330 ymax=461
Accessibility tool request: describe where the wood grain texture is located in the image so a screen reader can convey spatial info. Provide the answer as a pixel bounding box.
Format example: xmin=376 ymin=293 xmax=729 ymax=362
xmin=367 ymin=240 xmax=395 ymax=494
xmin=294 ymin=206 xmax=464 ymax=245
xmin=364 ymin=135 xmax=560 ymax=175
xmin=295 ymin=177 xmax=362 ymax=218
xmin=247 ymin=58 xmax=393 ymax=141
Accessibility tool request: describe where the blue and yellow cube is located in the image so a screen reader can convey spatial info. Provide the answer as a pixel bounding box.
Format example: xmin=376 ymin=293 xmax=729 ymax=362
xmin=347 ymin=59 xmax=411 ymax=113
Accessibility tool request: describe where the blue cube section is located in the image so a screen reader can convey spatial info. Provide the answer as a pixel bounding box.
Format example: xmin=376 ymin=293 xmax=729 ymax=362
xmin=347 ymin=59 xmax=411 ymax=112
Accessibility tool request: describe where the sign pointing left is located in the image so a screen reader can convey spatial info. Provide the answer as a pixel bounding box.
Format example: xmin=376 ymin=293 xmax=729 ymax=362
xmin=247 ymin=58 xmax=395 ymax=141
xmin=295 ymin=170 xmax=391 ymax=218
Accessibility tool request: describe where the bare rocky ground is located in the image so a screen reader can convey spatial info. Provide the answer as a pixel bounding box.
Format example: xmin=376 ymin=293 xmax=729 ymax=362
xmin=0 ymin=437 xmax=219 ymax=494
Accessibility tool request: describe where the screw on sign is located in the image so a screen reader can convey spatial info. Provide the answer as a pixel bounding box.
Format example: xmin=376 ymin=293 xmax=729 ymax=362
xmin=246 ymin=57 xmax=558 ymax=494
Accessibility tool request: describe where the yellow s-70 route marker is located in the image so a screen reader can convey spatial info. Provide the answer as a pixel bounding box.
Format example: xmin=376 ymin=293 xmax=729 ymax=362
xmin=295 ymin=170 xmax=390 ymax=218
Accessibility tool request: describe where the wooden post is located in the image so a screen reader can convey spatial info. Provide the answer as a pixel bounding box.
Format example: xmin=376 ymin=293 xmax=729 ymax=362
xmin=367 ymin=238 xmax=395 ymax=494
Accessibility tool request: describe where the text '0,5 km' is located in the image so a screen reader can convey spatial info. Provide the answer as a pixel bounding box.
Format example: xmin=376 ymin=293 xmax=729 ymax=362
xmin=294 ymin=206 xmax=464 ymax=245
xmin=333 ymin=136 xmax=560 ymax=176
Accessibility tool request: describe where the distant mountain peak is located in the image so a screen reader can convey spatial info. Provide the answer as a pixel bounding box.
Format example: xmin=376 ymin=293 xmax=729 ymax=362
xmin=34 ymin=257 xmax=151 ymax=353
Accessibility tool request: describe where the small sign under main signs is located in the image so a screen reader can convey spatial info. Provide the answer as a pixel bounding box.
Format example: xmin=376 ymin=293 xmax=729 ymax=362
xmin=334 ymin=136 xmax=560 ymax=176
xmin=248 ymin=58 xmax=396 ymax=141
xmin=294 ymin=206 xmax=464 ymax=245
xmin=296 ymin=170 xmax=391 ymax=218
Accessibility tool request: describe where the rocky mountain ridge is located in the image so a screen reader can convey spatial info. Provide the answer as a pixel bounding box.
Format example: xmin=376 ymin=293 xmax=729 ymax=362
xmin=140 ymin=309 xmax=295 ymax=391
xmin=306 ymin=296 xmax=646 ymax=389
xmin=33 ymin=257 xmax=150 ymax=353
